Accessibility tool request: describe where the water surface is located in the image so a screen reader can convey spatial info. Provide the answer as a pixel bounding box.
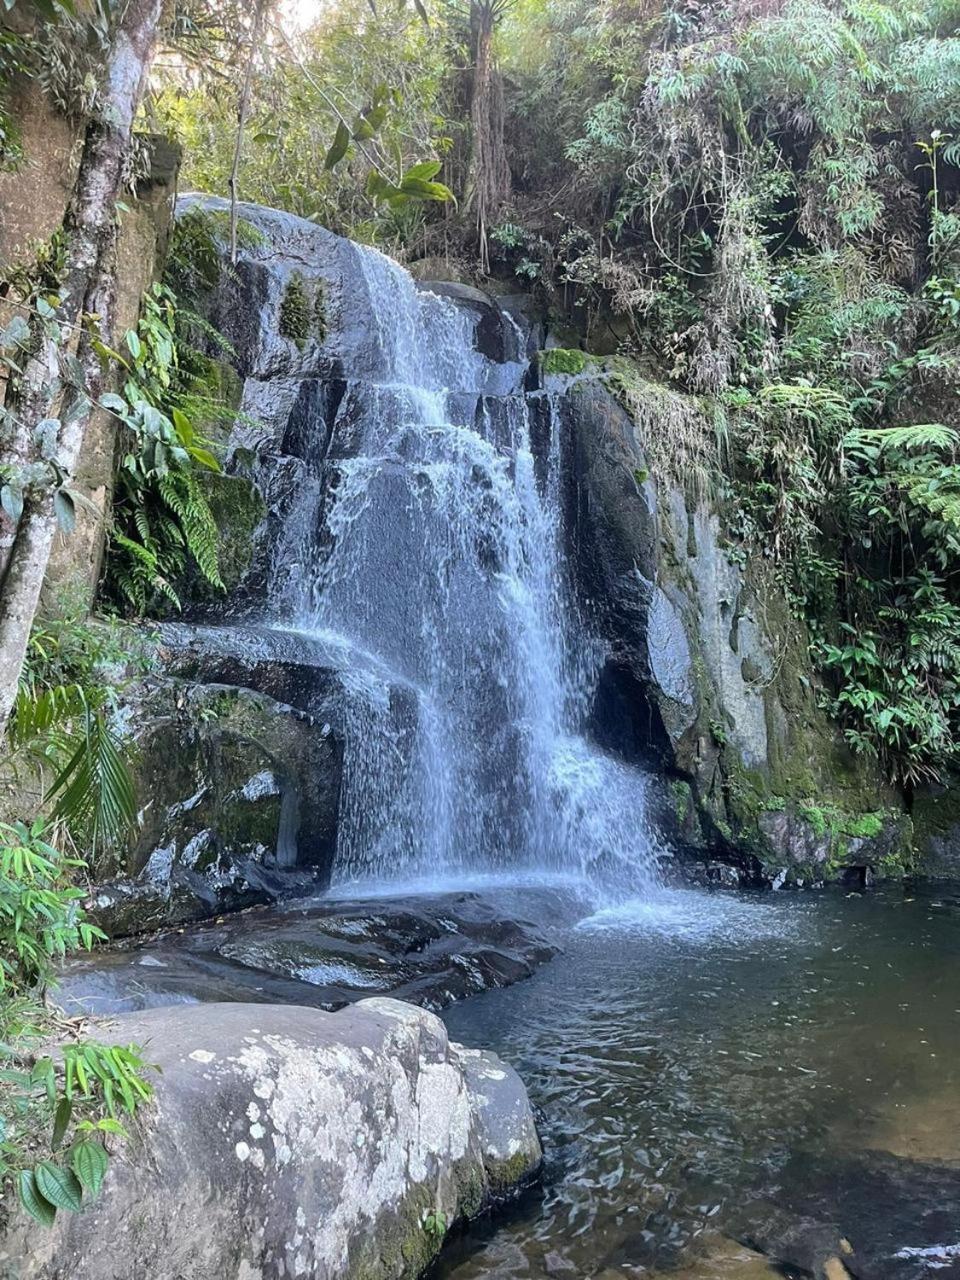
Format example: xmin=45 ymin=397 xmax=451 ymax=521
xmin=438 ymin=885 xmax=960 ymax=1278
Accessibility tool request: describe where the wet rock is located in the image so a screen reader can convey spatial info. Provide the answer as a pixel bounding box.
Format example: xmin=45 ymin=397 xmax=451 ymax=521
xmin=57 ymin=888 xmax=566 ymax=1017
xmin=729 ymin=1200 xmax=848 ymax=1278
xmin=735 ymin=1149 xmax=960 ymax=1280
xmin=556 ymin=371 xmax=910 ymax=884
xmin=421 ymin=281 xmax=523 ymax=364
xmin=0 ymin=1000 xmax=542 ymax=1280
xmin=912 ymin=782 xmax=960 ymax=879
xmin=94 ymin=673 xmax=343 ymax=936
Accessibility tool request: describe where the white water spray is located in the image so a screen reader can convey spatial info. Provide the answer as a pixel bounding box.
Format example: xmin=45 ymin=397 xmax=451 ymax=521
xmin=271 ymin=243 xmax=665 ymax=899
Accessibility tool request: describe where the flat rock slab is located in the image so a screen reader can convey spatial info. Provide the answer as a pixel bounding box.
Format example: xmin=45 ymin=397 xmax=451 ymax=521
xmin=0 ymin=999 xmax=542 ymax=1280
xmin=57 ymin=887 xmax=570 ymax=1018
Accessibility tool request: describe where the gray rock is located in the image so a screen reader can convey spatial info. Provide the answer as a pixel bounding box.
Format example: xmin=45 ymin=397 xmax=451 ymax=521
xmin=557 ymin=372 xmax=908 ymax=882
xmin=0 ymin=1000 xmax=542 ymax=1280
xmin=93 ymin=667 xmax=345 ymax=936
xmin=60 ymin=888 xmax=566 ymax=1017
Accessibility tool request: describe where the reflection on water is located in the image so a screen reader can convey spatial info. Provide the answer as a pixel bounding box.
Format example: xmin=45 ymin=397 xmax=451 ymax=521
xmin=438 ymin=886 xmax=960 ymax=1278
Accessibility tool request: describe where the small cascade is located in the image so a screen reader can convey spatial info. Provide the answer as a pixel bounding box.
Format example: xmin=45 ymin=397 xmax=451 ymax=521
xmin=265 ymin=240 xmax=664 ymax=898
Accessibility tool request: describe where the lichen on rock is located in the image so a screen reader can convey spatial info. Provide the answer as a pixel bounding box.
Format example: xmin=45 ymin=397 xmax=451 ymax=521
xmin=0 ymin=1000 xmax=543 ymax=1280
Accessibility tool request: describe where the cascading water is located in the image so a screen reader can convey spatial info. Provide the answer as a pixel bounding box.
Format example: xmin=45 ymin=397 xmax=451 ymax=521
xmin=271 ymin=242 xmax=664 ymax=898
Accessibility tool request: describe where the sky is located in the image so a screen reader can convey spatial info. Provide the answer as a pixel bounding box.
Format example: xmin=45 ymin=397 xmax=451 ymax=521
xmin=279 ymin=0 xmax=330 ymax=31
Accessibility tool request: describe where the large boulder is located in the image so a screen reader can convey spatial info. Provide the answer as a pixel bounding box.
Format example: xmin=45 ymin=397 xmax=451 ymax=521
xmin=59 ymin=887 xmax=567 ymax=1016
xmin=0 ymin=1000 xmax=542 ymax=1280
xmin=91 ymin=638 xmax=345 ymax=937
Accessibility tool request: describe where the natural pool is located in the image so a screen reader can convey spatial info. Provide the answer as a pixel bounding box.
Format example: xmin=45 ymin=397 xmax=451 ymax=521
xmin=436 ymin=885 xmax=960 ymax=1279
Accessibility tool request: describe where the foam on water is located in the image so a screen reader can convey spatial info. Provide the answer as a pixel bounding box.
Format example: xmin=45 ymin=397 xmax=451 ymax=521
xmin=576 ymin=886 xmax=803 ymax=943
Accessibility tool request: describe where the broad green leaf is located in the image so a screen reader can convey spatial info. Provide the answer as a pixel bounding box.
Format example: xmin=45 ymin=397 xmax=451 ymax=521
xmin=366 ymin=171 xmax=403 ymax=203
xmin=398 ymin=175 xmax=454 ymax=202
xmin=71 ymin=1140 xmax=108 ymax=1195
xmin=18 ymin=1170 xmax=56 ymax=1226
xmin=52 ymin=1098 xmax=72 ymax=1150
xmin=188 ymin=445 xmax=221 ymax=472
xmin=171 ymin=407 xmax=194 ymax=445
xmin=324 ymin=120 xmax=351 ymax=171
xmin=125 ymin=330 xmax=142 ymax=361
xmin=403 ymin=161 xmax=442 ymax=183
xmin=35 ymin=1161 xmax=83 ymax=1213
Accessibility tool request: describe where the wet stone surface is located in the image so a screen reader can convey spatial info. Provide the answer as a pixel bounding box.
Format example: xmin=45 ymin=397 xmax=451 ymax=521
xmin=57 ymin=886 xmax=568 ymax=1018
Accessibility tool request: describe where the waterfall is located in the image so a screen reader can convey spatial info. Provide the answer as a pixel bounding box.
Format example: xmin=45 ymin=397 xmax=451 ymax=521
xmin=269 ymin=242 xmax=663 ymax=897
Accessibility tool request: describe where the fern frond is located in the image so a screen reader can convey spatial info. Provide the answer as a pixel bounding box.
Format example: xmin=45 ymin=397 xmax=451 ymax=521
xmin=845 ymin=423 xmax=959 ymax=451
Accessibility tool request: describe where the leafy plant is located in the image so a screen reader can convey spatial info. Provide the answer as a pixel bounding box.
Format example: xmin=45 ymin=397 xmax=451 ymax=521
xmin=4 ymin=603 xmax=148 ymax=858
xmin=0 ymin=820 xmax=155 ymax=1226
xmin=102 ymin=282 xmax=225 ymax=614
xmin=422 ymin=1208 xmax=447 ymax=1238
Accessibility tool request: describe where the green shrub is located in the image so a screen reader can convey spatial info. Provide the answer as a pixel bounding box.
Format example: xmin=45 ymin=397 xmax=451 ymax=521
xmin=0 ymin=821 xmax=155 ymax=1226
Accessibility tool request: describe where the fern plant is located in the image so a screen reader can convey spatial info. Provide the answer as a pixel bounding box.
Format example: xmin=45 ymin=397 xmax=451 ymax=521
xmin=4 ymin=608 xmax=145 ymax=858
xmin=0 ymin=821 xmax=155 ymax=1228
xmin=102 ymin=282 xmax=226 ymax=616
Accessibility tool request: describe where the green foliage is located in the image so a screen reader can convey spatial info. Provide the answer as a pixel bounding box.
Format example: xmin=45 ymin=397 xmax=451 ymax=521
xmin=4 ymin=605 xmax=149 ymax=858
xmin=422 ymin=1209 xmax=447 ymax=1238
xmin=0 ymin=819 xmax=155 ymax=1227
xmin=102 ymin=282 xmax=226 ymax=615
xmin=0 ymin=819 xmax=101 ymax=993
xmin=539 ymin=347 xmax=588 ymax=376
xmin=279 ymin=274 xmax=312 ymax=346
xmin=154 ymin=0 xmax=454 ymax=249
xmin=474 ymin=0 xmax=960 ymax=784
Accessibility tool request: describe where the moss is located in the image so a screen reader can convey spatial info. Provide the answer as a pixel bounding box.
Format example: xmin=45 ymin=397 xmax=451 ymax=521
xmin=486 ymin=1147 xmax=540 ymax=1197
xmin=196 ymin=473 xmax=265 ymax=593
xmin=348 ymin=1183 xmax=443 ymax=1280
xmin=280 ymin=273 xmax=311 ymax=347
xmin=670 ymin=779 xmax=692 ymax=823
xmin=539 ymin=347 xmax=590 ymax=376
xmin=844 ymin=811 xmax=885 ymax=839
xmin=313 ymin=280 xmax=327 ymax=342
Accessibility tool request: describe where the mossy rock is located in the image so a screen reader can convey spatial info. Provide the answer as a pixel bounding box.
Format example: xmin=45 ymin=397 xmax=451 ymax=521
xmin=196 ymin=471 xmax=265 ymax=594
xmin=912 ymin=780 xmax=960 ymax=879
xmin=539 ymin=347 xmax=592 ymax=376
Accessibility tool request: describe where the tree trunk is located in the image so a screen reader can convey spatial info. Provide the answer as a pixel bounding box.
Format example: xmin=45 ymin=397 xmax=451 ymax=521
xmin=464 ymin=1 xmax=511 ymax=273
xmin=0 ymin=0 xmax=165 ymax=729
xmin=228 ymin=0 xmax=269 ymax=265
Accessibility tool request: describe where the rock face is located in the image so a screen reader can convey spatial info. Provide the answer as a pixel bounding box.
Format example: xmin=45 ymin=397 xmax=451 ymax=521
xmin=93 ymin=628 xmax=348 ymax=936
xmin=0 ymin=1000 xmax=542 ymax=1280
xmin=552 ymin=372 xmax=913 ymax=885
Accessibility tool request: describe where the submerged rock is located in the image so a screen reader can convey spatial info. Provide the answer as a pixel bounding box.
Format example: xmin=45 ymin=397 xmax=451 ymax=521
xmin=0 ymin=1000 xmax=542 ymax=1280
xmin=732 ymin=1149 xmax=960 ymax=1280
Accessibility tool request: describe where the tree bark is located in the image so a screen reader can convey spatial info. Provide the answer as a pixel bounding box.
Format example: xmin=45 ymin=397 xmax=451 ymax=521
xmin=464 ymin=1 xmax=511 ymax=273
xmin=0 ymin=0 xmax=165 ymax=729
xmin=228 ymin=0 xmax=269 ymax=265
